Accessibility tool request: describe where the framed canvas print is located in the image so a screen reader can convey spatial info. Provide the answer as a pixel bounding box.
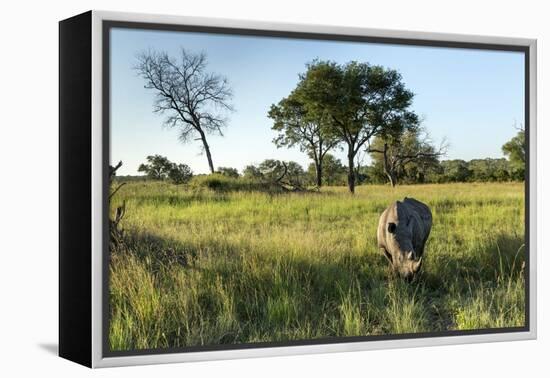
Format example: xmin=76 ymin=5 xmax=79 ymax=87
xmin=59 ymin=10 xmax=537 ymax=368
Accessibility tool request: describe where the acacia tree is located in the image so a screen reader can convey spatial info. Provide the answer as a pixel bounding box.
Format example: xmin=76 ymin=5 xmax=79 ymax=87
xmin=368 ymin=128 xmax=446 ymax=187
xmin=296 ymin=61 xmax=419 ymax=193
xmin=268 ymin=92 xmax=338 ymax=187
xmin=135 ymin=49 xmax=234 ymax=173
xmin=138 ymin=155 xmax=193 ymax=184
xmin=138 ymin=155 xmax=173 ymax=180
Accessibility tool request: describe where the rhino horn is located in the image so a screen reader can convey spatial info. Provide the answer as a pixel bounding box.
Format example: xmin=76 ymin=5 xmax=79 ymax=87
xmin=413 ymin=256 xmax=422 ymax=270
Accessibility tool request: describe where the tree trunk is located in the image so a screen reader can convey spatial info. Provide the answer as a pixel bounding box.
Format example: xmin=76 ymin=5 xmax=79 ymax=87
xmin=381 ymin=142 xmax=396 ymax=187
xmin=386 ymin=172 xmax=397 ymax=187
xmin=198 ymin=130 xmax=215 ymax=173
xmin=315 ymin=160 xmax=323 ymax=188
xmin=347 ymin=152 xmax=355 ymax=194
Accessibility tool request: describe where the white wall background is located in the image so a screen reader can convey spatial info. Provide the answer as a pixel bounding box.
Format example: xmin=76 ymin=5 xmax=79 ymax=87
xmin=0 ymin=0 xmax=546 ymax=376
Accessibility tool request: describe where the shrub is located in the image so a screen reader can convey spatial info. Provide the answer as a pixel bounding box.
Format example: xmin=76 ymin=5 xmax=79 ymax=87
xmin=191 ymin=174 xmax=235 ymax=191
xmin=168 ymin=163 xmax=193 ymax=184
xmin=216 ymin=167 xmax=240 ymax=178
xmin=190 ymin=173 xmax=279 ymax=192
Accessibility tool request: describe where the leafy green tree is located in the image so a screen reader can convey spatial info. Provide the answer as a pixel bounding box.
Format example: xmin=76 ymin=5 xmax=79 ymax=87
xmin=295 ymin=60 xmax=418 ymax=193
xmin=283 ymin=161 xmax=307 ymax=189
xmin=321 ymin=154 xmax=347 ymax=186
xmin=217 ymin=167 xmax=240 ymax=178
xmin=258 ymin=159 xmax=286 ymax=183
xmin=138 ymin=155 xmax=173 ymax=180
xmin=468 ymin=158 xmax=510 ymax=182
xmin=269 ymin=92 xmax=338 ymax=187
xmin=135 ymin=49 xmax=233 ymax=173
xmin=361 ymin=164 xmax=387 ymax=184
xmin=138 ymin=155 xmax=193 ymax=184
xmin=242 ymin=165 xmax=263 ymax=180
xmin=502 ymin=128 xmax=526 ymax=181
xmin=439 ymin=160 xmax=470 ymax=182
xmin=168 ymin=163 xmax=193 ymax=184
xmin=307 ymin=154 xmax=347 ymax=186
xmin=254 ymin=159 xmax=307 ymax=190
xmin=493 ymin=164 xmax=511 ymax=182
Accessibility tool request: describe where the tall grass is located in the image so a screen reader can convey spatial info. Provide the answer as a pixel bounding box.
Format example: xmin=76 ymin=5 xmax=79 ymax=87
xmin=109 ymin=182 xmax=525 ymax=351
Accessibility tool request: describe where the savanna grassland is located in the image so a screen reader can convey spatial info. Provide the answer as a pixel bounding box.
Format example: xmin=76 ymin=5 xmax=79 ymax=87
xmin=109 ymin=181 xmax=525 ymax=351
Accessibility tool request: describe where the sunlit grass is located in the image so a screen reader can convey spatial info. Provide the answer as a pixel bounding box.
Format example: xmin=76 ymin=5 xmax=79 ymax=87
xmin=109 ymin=182 xmax=525 ymax=351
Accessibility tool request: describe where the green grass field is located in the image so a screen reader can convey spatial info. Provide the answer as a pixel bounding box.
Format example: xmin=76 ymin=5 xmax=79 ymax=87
xmin=109 ymin=182 xmax=525 ymax=351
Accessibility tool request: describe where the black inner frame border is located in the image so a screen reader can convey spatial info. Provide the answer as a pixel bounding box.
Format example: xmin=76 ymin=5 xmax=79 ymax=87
xmin=102 ymin=19 xmax=531 ymax=358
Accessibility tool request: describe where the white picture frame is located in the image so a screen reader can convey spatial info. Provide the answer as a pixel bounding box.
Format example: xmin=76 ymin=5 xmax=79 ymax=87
xmin=59 ymin=10 xmax=537 ymax=368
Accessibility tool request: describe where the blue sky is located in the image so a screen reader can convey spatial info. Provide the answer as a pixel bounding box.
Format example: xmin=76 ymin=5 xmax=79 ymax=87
xmin=110 ymin=28 xmax=525 ymax=175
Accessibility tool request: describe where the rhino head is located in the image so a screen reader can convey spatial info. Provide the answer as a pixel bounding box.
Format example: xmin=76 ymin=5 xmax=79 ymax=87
xmin=384 ymin=219 xmax=423 ymax=280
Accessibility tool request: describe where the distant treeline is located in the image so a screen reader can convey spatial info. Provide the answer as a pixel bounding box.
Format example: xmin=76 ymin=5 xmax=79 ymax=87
xmin=241 ymin=155 xmax=524 ymax=188
xmin=113 ymin=124 xmax=524 ymax=189
xmin=114 ymin=154 xmax=524 ymax=192
xmin=361 ymin=157 xmax=524 ymax=185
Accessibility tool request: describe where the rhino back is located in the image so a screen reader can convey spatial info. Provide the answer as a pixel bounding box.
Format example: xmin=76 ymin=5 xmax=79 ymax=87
xmin=404 ymin=197 xmax=432 ymax=227
xmin=402 ymin=198 xmax=432 ymax=252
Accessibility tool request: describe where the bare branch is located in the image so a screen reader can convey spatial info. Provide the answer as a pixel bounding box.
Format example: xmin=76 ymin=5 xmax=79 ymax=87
xmin=275 ymin=161 xmax=289 ymax=183
xmin=109 ymin=161 xmax=123 ymax=178
xmin=135 ymin=48 xmax=234 ymax=173
xmin=109 ymin=182 xmax=127 ymax=200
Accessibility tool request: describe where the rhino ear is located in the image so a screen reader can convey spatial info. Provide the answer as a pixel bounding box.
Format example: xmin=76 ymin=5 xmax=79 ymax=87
xmin=387 ymin=222 xmax=397 ymax=234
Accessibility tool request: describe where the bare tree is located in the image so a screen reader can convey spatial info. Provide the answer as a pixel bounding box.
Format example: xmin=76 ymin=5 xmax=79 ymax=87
xmin=368 ymin=129 xmax=447 ymax=187
xmin=135 ymin=49 xmax=234 ymax=173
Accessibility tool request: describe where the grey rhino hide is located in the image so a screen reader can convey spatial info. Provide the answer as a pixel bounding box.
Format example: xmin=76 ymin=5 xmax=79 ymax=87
xmin=377 ymin=197 xmax=432 ymax=279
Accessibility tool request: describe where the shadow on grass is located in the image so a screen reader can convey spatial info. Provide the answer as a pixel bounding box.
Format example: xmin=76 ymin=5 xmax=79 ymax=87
xmin=134 ymin=192 xmax=230 ymax=207
xmin=113 ymin=230 xmax=195 ymax=269
xmin=421 ymin=232 xmax=525 ymax=287
xmin=110 ymin=221 xmax=526 ymax=344
xmin=411 ymin=232 xmax=525 ymax=328
xmin=431 ymin=197 xmax=517 ymax=213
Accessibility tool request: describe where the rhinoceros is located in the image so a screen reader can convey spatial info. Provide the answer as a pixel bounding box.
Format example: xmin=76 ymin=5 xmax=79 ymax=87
xmin=377 ymin=197 xmax=432 ymax=279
